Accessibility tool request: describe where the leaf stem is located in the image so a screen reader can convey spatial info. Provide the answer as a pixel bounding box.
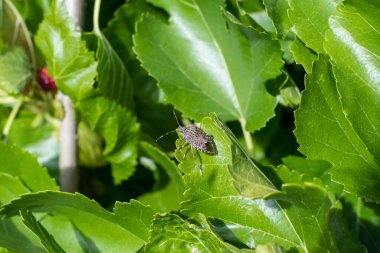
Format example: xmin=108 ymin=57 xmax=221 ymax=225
xmin=2 ymin=96 xmax=23 ymax=140
xmin=93 ymin=0 xmax=101 ymax=35
xmin=239 ymin=117 xmax=254 ymax=156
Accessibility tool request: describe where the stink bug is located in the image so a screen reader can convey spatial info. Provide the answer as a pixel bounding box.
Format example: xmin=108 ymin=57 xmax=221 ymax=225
xmin=156 ymin=111 xmax=216 ymax=174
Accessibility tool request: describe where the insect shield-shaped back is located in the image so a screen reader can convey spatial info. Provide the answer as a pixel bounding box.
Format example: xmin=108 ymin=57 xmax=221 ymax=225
xmin=178 ymin=125 xmax=216 ymax=154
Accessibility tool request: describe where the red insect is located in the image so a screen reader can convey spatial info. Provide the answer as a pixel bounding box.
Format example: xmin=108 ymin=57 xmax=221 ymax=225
xmin=38 ymin=68 xmax=57 ymax=92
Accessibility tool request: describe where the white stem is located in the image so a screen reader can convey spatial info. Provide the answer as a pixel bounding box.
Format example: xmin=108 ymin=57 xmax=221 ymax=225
xmin=65 ymin=0 xmax=86 ymax=28
xmin=239 ymin=117 xmax=254 ymax=156
xmin=58 ymin=92 xmax=78 ymax=192
xmin=58 ymin=0 xmax=86 ymax=192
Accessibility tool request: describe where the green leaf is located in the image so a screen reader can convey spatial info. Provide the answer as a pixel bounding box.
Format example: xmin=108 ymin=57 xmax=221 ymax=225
xmin=0 ymin=216 xmax=44 ymax=253
xmin=35 ymin=0 xmax=139 ymax=184
xmin=8 ymin=112 xmax=59 ymax=165
xmin=255 ymin=244 xmax=285 ymax=253
xmin=138 ymin=141 xmax=185 ymax=212
xmin=134 ymin=0 xmax=283 ymax=131
xmin=0 ymin=173 xmax=44 ymax=253
xmin=295 ymin=56 xmax=380 ymax=202
xmin=0 ymin=47 xmax=30 ymax=94
xmin=142 ymin=214 xmax=245 ymax=253
xmin=266 ymin=71 xmax=301 ymax=108
xmin=77 ymin=93 xmax=139 ymax=184
xmin=0 ymin=142 xmax=58 ymax=192
xmin=95 ymin=32 xmax=134 ymax=108
xmin=77 ymin=119 xmax=107 ymax=168
xmin=0 ymin=191 xmax=155 ymax=252
xmin=282 ymin=156 xmax=331 ymax=180
xmin=235 ymin=1 xmax=277 ymax=35
xmin=34 ymin=0 xmax=97 ymax=100
xmin=0 ymin=172 xmax=29 ymax=205
xmin=176 ymin=113 xmax=277 ymax=198
xmin=267 ymin=183 xmax=339 ymax=253
xmin=38 ymin=214 xmax=97 ymax=253
xmin=263 ymin=0 xmax=292 ymax=38
xmin=273 ymin=165 xmax=313 ymax=185
xmin=10 ymin=0 xmax=50 ymax=34
xmin=0 ymin=0 xmax=35 ymax=66
xmin=175 ymin=115 xmax=294 ymax=249
xmin=290 ymin=38 xmax=317 ymax=74
xmin=175 ymin=114 xmax=355 ymax=252
xmin=325 ymin=0 xmax=380 ymax=162
xmin=103 ymin=0 xmax=160 ymax=104
xmin=20 ymin=210 xmax=65 ymax=253
xmin=288 ymin=0 xmax=341 ymax=53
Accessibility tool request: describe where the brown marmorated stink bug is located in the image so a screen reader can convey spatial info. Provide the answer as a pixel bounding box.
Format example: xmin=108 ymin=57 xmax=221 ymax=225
xmin=156 ymin=111 xmax=216 ymax=174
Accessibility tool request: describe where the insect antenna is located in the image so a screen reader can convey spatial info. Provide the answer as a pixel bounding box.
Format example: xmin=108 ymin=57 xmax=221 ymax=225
xmin=173 ymin=110 xmax=181 ymax=126
xmin=155 ymin=129 xmax=178 ymax=142
xmin=156 ymin=111 xmax=185 ymax=142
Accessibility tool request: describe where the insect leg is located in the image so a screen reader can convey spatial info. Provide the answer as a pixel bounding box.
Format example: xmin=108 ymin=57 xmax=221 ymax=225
xmin=179 ymin=142 xmax=189 ymax=160
xmin=190 ymin=146 xmax=203 ymax=175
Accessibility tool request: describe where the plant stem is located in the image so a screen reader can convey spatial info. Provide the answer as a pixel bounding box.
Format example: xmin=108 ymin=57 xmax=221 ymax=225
xmin=239 ymin=117 xmax=254 ymax=156
xmin=2 ymin=97 xmax=23 ymax=140
xmin=58 ymin=0 xmax=86 ymax=192
xmin=93 ymin=0 xmax=101 ymax=35
xmin=58 ymin=92 xmax=78 ymax=192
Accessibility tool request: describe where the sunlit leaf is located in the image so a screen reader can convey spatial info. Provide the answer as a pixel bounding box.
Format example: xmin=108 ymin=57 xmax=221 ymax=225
xmin=325 ymin=0 xmax=380 ymax=165
xmin=288 ymin=0 xmax=341 ymax=53
xmin=142 ymin=214 xmax=246 ymax=253
xmin=0 ymin=192 xmax=155 ymax=252
xmin=0 ymin=142 xmax=58 ymax=191
xmin=0 ymin=173 xmax=44 ymax=253
xmin=20 ymin=210 xmax=65 ymax=253
xmin=134 ymin=0 xmax=283 ymax=131
xmin=8 ymin=112 xmax=59 ymax=165
xmin=34 ymin=0 xmax=97 ymax=100
xmin=174 ymin=114 xmax=365 ymax=252
xmin=295 ymin=56 xmax=380 ymax=202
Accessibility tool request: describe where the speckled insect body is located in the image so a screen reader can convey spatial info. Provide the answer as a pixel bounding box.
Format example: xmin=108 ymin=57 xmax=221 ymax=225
xmin=156 ymin=112 xmax=215 ymax=174
xmin=178 ymin=125 xmax=214 ymax=154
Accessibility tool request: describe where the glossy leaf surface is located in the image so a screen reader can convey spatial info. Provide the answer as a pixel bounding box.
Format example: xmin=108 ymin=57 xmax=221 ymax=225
xmin=175 ymin=114 xmax=348 ymax=252
xmin=0 ymin=142 xmax=58 ymax=191
xmin=288 ymin=0 xmax=341 ymax=53
xmin=0 ymin=192 xmax=155 ymax=252
xmin=134 ymin=0 xmax=283 ymax=131
xmin=295 ymin=56 xmax=380 ymax=202
xmin=34 ymin=0 xmax=97 ymax=100
xmin=325 ymin=0 xmax=380 ymax=165
xmin=143 ymin=214 xmax=245 ymax=253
